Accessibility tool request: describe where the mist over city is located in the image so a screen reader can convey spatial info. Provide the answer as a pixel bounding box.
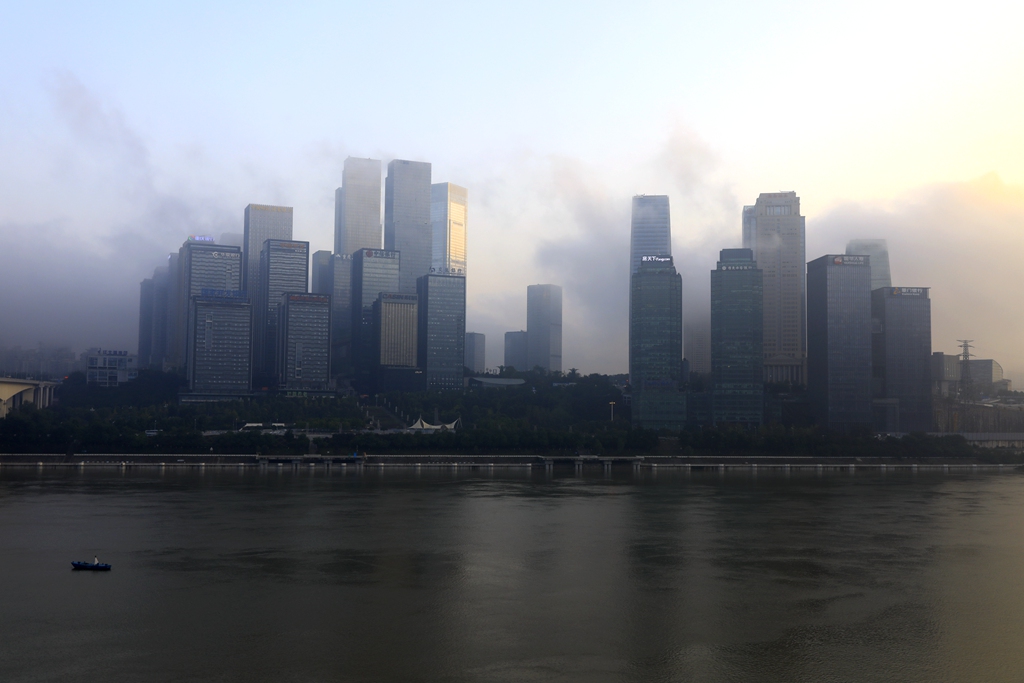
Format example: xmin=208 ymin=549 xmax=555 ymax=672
xmin=2 ymin=3 xmax=1022 ymax=380
xmin=5 ymin=4 xmax=1024 ymax=682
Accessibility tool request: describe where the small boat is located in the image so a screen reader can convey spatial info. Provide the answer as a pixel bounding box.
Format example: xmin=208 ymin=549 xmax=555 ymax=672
xmin=71 ymin=561 xmax=111 ymax=571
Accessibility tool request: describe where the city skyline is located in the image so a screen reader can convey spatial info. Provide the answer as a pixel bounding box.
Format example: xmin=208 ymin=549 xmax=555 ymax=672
xmin=1 ymin=3 xmax=1022 ymax=380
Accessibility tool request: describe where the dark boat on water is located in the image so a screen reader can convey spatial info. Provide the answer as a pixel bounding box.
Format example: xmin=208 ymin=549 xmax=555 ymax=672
xmin=72 ymin=561 xmax=111 ymax=571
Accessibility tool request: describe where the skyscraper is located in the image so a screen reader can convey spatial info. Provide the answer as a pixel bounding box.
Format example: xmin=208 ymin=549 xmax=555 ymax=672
xmin=138 ymin=277 xmax=155 ymax=368
xmin=384 ymin=159 xmax=432 ymax=294
xmin=372 ymin=292 xmax=421 ymax=392
xmin=335 ymin=157 xmax=382 ymax=256
xmin=254 ymin=239 xmax=309 ymax=385
xmin=173 ymin=238 xmax=243 ymax=370
xmin=526 ymin=284 xmax=562 ymax=373
xmin=311 ymin=250 xmax=333 ymax=297
xmin=328 ymin=253 xmax=353 ymax=375
xmin=504 ymin=331 xmax=528 ymax=371
xmin=710 ymin=249 xmax=763 ymax=425
xmin=465 ymin=332 xmax=485 ymax=374
xmin=430 ymin=183 xmax=468 ymax=275
xmin=187 ymin=292 xmax=252 ymax=395
xmin=417 ymin=274 xmax=467 ymax=391
xmin=807 ymin=254 xmax=873 ymax=431
xmin=276 ymin=293 xmax=331 ymax=392
xmin=871 ymin=287 xmax=932 ymax=432
xmin=630 ymin=255 xmax=685 ymax=429
xmin=847 ymin=239 xmax=892 ymax=291
xmin=742 ymin=192 xmax=806 ymax=385
xmin=351 ymin=248 xmax=401 ymax=377
xmin=243 ymin=204 xmax=293 ymax=299
xmin=629 ymin=195 xmax=671 ymax=274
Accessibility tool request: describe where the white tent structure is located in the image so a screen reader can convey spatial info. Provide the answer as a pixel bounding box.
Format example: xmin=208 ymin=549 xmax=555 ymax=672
xmin=408 ymin=416 xmax=461 ymax=431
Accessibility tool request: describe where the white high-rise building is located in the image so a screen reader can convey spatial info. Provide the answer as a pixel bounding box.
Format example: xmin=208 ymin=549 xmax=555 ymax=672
xmin=742 ymin=192 xmax=806 ymax=385
xmin=335 ymin=157 xmax=382 ymax=257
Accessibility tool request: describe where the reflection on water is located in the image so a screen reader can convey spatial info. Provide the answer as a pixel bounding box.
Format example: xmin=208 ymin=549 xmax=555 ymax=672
xmin=1 ymin=466 xmax=1023 ymax=682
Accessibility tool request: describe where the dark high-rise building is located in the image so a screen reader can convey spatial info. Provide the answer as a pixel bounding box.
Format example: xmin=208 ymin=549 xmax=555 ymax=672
xmin=351 ymin=248 xmax=401 ymax=377
xmin=504 ymin=331 xmax=528 ymax=371
xmin=630 ymin=255 xmax=685 ymax=429
xmin=254 ymin=240 xmax=309 ymax=385
xmin=711 ymin=249 xmax=763 ymax=425
xmin=807 ymin=254 xmax=872 ymax=431
xmin=743 ymin=192 xmax=806 ymax=385
xmin=372 ymin=292 xmax=421 ymax=392
xmin=311 ymin=250 xmax=333 ymax=297
xmin=276 ymin=293 xmax=331 ymax=392
xmin=186 ymin=292 xmax=252 ymax=395
xmin=385 ymin=159 xmax=432 ymax=294
xmin=138 ymin=277 xmax=155 ymax=368
xmin=871 ymin=287 xmax=932 ymax=432
xmin=417 ymin=274 xmax=466 ymax=391
xmin=527 ymin=284 xmax=562 ymax=373
xmin=327 ymin=253 xmax=353 ymax=375
xmin=465 ymin=332 xmax=485 ymax=373
xmin=629 ymin=195 xmax=671 ymax=274
xmin=336 ymin=157 xmax=382 ymax=256
xmin=175 ymin=239 xmax=243 ymax=371
xmin=243 ymin=204 xmax=293 ymax=299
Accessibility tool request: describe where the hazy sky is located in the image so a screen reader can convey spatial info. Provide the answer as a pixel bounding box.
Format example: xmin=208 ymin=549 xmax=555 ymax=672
xmin=1 ymin=1 xmax=1022 ymax=377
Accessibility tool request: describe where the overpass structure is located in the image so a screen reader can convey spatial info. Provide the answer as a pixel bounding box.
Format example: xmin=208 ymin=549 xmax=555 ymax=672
xmin=0 ymin=378 xmax=57 ymax=419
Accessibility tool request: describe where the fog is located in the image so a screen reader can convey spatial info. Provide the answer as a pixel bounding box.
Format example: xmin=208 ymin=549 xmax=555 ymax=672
xmin=1 ymin=77 xmax=1021 ymax=381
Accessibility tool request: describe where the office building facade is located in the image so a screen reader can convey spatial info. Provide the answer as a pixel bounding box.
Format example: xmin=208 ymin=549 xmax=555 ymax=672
xmin=526 ymin=284 xmax=562 ymax=373
xmin=385 ymin=159 xmax=432 ymax=293
xmin=629 ymin=195 xmax=671 ymax=274
xmin=254 ymin=240 xmax=309 ymax=385
xmin=847 ymin=239 xmax=892 ymax=291
xmin=504 ymin=331 xmax=528 ymax=371
xmin=187 ymin=293 xmax=252 ymax=395
xmin=465 ymin=332 xmax=485 ymax=374
xmin=311 ymin=250 xmax=333 ymax=297
xmin=430 ymin=183 xmax=468 ymax=275
xmin=335 ymin=157 xmax=382 ymax=256
xmin=276 ymin=293 xmax=331 ymax=392
xmin=871 ymin=287 xmax=932 ymax=432
xmin=351 ymin=248 xmax=401 ymax=376
xmin=710 ymin=249 xmax=763 ymax=425
xmin=417 ymin=274 xmax=466 ymax=391
xmin=83 ymin=349 xmax=139 ymax=388
xmin=742 ymin=192 xmax=806 ymax=385
xmin=176 ymin=239 xmax=243 ymax=371
xmin=243 ymin=204 xmax=293 ymax=299
xmin=807 ymin=255 xmax=873 ymax=431
xmin=630 ymin=255 xmax=685 ymax=429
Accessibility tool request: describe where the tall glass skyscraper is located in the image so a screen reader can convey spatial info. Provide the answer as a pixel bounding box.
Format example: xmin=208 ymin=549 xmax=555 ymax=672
xmin=630 ymin=255 xmax=685 ymax=429
xmin=417 ymin=274 xmax=466 ymax=391
xmin=385 ymin=159 xmax=432 ymax=294
xmin=527 ymin=284 xmax=562 ymax=373
xmin=742 ymin=192 xmax=806 ymax=385
xmin=629 ymin=195 xmax=671 ymax=274
xmin=311 ymin=250 xmax=333 ymax=296
xmin=464 ymin=332 xmax=485 ymax=374
xmin=351 ymin=248 xmax=401 ymax=377
xmin=710 ymin=249 xmax=763 ymax=425
xmin=254 ymin=240 xmax=309 ymax=385
xmin=171 ymin=238 xmax=243 ymax=370
xmin=872 ymin=287 xmax=932 ymax=431
xmin=430 ymin=183 xmax=468 ymax=275
xmin=243 ymin=204 xmax=293 ymax=300
xmin=335 ymin=157 xmax=382 ymax=256
xmin=807 ymin=254 xmax=873 ymax=431
xmin=846 ymin=239 xmax=892 ymax=291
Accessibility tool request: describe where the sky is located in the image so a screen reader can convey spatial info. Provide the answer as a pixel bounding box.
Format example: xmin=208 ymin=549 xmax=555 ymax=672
xmin=1 ymin=0 xmax=1023 ymax=378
